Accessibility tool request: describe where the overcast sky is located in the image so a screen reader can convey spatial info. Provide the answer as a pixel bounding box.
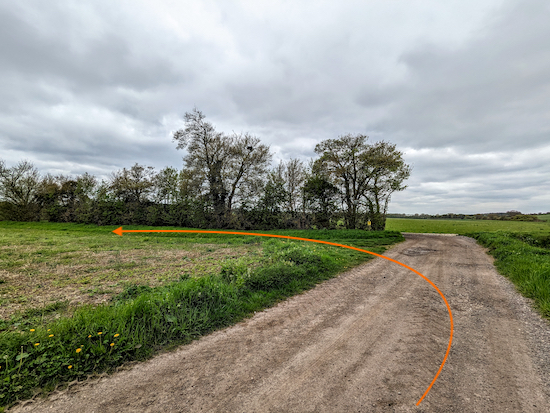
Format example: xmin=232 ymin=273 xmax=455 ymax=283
xmin=1 ymin=0 xmax=549 ymax=214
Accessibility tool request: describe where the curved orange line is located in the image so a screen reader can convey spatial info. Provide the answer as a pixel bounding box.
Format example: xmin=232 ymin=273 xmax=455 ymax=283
xmin=114 ymin=228 xmax=454 ymax=405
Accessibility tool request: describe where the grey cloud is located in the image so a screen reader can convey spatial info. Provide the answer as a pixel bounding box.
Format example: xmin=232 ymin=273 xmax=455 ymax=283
xmin=0 ymin=4 xmax=180 ymax=92
xmin=0 ymin=0 xmax=548 ymax=214
xmin=371 ymin=0 xmax=550 ymax=153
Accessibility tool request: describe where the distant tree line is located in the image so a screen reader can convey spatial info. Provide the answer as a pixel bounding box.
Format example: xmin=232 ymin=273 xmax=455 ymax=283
xmin=0 ymin=108 xmax=411 ymax=230
xmin=387 ymin=211 xmax=544 ymax=221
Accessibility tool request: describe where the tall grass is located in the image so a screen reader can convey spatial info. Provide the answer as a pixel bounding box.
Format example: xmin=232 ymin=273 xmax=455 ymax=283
xmin=0 ymin=227 xmax=403 ymax=408
xmin=471 ymin=232 xmax=550 ymax=318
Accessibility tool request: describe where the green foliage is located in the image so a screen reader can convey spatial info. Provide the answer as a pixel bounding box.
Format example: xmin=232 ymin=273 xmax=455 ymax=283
xmin=220 ymin=259 xmax=253 ymax=287
xmin=302 ymin=175 xmax=339 ymax=229
xmin=314 ymin=135 xmax=410 ymax=230
xmin=471 ymin=232 xmax=550 ymax=318
xmin=111 ymin=284 xmax=154 ymax=302
xmin=1 ymin=138 xmax=409 ymax=230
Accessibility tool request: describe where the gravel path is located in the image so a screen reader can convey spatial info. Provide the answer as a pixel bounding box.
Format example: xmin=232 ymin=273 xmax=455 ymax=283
xmin=10 ymin=234 xmax=550 ymax=412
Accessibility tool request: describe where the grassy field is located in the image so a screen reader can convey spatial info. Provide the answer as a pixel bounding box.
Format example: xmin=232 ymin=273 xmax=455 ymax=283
xmin=386 ymin=217 xmax=550 ymax=235
xmin=0 ymin=222 xmax=403 ymax=408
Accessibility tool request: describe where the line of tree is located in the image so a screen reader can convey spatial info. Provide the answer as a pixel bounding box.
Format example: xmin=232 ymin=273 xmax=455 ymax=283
xmin=387 ymin=211 xmax=544 ymax=221
xmin=0 ymin=108 xmax=411 ymax=230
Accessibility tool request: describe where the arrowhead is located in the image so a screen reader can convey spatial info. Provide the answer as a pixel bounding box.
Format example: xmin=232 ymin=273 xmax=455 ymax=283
xmin=113 ymin=227 xmax=123 ymax=236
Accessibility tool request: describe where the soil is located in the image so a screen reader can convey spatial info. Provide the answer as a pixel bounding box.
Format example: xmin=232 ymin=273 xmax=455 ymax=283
xmin=9 ymin=234 xmax=550 ymax=412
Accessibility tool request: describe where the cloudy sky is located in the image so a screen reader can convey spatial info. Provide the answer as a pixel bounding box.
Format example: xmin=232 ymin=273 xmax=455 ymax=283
xmin=1 ymin=0 xmax=549 ymax=214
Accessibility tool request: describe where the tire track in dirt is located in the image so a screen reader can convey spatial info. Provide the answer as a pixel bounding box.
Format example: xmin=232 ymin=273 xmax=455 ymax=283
xmin=10 ymin=234 xmax=550 ymax=412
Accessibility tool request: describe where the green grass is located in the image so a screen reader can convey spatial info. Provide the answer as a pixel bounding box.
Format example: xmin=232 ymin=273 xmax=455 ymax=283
xmin=386 ymin=217 xmax=550 ymax=235
xmin=0 ymin=221 xmax=403 ymax=408
xmin=471 ymin=232 xmax=550 ymax=318
xmin=0 ymin=222 xmax=270 ymax=326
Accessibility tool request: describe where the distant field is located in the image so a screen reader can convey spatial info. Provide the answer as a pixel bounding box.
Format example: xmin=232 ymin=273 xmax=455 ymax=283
xmin=386 ymin=218 xmax=550 ymax=235
xmin=537 ymin=214 xmax=550 ymax=222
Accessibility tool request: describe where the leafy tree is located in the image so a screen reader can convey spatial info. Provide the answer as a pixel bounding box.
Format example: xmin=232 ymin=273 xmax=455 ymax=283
xmin=35 ymin=174 xmax=63 ymax=221
xmin=314 ymin=135 xmax=410 ymax=230
xmin=362 ymin=141 xmax=411 ymax=230
xmin=34 ymin=174 xmax=96 ymax=222
xmin=109 ymin=163 xmax=156 ymax=204
xmin=173 ymin=109 xmax=231 ymax=225
xmin=314 ymin=135 xmax=371 ymax=229
xmin=72 ymin=172 xmax=97 ymax=222
xmin=252 ymin=168 xmax=287 ymax=229
xmin=303 ymin=174 xmax=339 ymax=229
xmin=154 ymin=166 xmax=180 ymax=204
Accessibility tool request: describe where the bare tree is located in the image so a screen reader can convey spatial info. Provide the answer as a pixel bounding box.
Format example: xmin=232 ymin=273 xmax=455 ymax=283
xmin=282 ymin=158 xmax=305 ymax=214
xmin=0 ymin=159 xmax=41 ymax=220
xmin=172 ymin=108 xmax=271 ymax=226
xmin=226 ymin=132 xmax=271 ymax=214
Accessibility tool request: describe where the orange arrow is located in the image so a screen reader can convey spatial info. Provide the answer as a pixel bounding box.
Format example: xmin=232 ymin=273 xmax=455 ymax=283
xmin=111 ymin=226 xmax=453 ymax=405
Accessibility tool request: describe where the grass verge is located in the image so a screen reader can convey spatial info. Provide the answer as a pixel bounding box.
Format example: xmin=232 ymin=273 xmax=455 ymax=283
xmin=470 ymin=232 xmax=550 ymax=319
xmin=0 ymin=223 xmax=403 ymax=409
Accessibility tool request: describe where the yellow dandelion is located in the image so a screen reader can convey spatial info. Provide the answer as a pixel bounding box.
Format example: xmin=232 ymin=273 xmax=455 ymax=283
xmin=114 ymin=334 xmax=120 ymax=338
xmin=88 ymin=335 xmax=91 ymax=338
xmin=68 ymin=365 xmax=72 ymax=369
xmin=47 ymin=329 xmax=51 ymax=332
xmin=49 ymin=334 xmax=54 ymax=337
xmin=30 ymin=329 xmax=35 ymax=332
xmin=110 ymin=343 xmax=114 ymax=347
xmin=34 ymin=343 xmax=39 ymax=346
xmin=98 ymin=332 xmax=103 ymax=335
xmin=76 ymin=348 xmax=82 ymax=353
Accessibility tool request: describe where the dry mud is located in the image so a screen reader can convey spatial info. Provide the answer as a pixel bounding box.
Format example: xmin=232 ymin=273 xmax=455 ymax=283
xmin=11 ymin=234 xmax=550 ymax=412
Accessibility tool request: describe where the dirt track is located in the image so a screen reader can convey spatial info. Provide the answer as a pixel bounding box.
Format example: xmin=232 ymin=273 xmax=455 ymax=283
xmin=11 ymin=234 xmax=550 ymax=412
